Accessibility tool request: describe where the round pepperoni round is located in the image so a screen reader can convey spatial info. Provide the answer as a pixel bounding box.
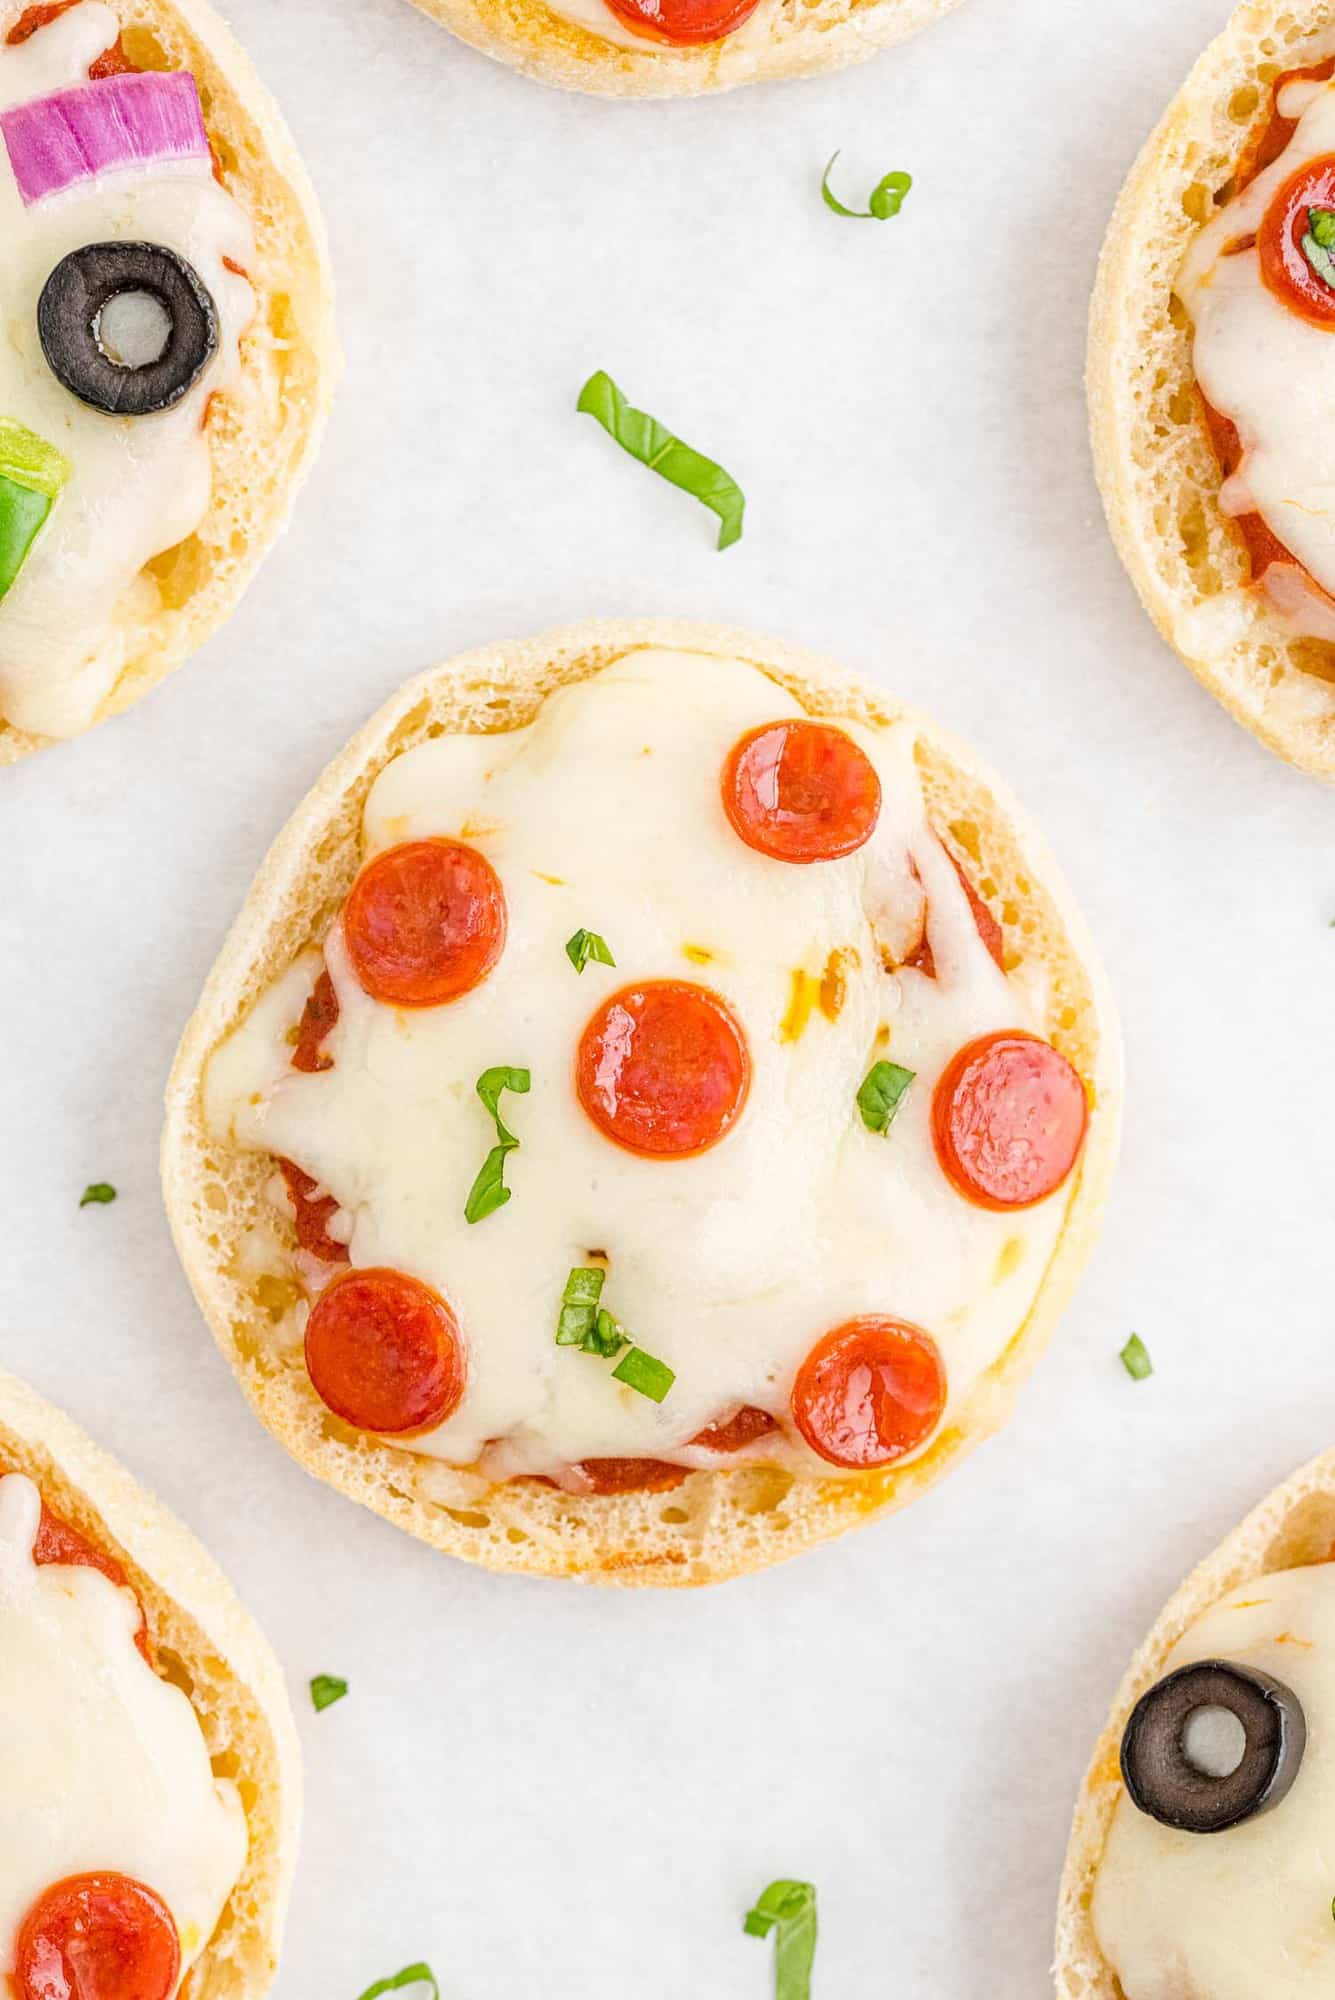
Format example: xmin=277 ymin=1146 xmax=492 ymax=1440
xmin=305 ymin=1268 xmax=465 ymax=1435
xmin=1259 ymin=153 xmax=1335 ymax=326
xmin=576 ymin=981 xmax=750 ymax=1158
xmin=601 ymin=0 xmax=762 ymax=44
xmin=792 ymin=1318 xmax=945 ymax=1470
xmin=931 ymin=1030 xmax=1087 ymax=1211
xmin=343 ymin=839 xmax=506 ymax=1008
xmin=722 ymin=720 xmax=881 ymax=863
xmin=15 ymin=1873 xmax=180 ymax=2000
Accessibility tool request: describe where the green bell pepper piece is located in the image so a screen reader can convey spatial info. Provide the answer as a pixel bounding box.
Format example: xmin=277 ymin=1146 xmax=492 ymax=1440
xmin=0 ymin=417 xmax=70 ymax=601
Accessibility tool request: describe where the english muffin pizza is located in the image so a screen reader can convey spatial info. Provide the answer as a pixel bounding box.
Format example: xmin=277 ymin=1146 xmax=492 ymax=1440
xmin=1057 ymin=1450 xmax=1335 ymax=1999
xmin=0 ymin=0 xmax=335 ymax=759
xmin=1090 ymin=0 xmax=1335 ymax=778
xmin=163 ymin=621 xmax=1119 ymax=1587
xmin=0 ymin=1367 xmax=298 ymax=2000
xmin=400 ymin=0 xmax=962 ymax=99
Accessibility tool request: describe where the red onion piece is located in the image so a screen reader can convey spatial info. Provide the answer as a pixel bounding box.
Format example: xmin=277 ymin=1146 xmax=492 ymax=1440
xmin=1 ymin=70 xmax=207 ymax=207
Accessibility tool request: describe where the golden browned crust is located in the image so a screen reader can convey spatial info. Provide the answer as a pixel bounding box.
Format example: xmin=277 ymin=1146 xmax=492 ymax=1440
xmin=162 ymin=618 xmax=1121 ymax=1588
xmin=0 ymin=1367 xmax=300 ymax=2000
xmin=1054 ymin=1452 xmax=1335 ymax=1998
xmin=1088 ymin=0 xmax=1335 ymax=780
xmin=401 ymin=0 xmax=962 ymax=97
xmin=0 ymin=0 xmax=338 ymax=760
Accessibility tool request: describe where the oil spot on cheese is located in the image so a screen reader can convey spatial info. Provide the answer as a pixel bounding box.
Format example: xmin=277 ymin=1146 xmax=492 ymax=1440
xmin=994 ymin=1237 xmax=1024 ymax=1283
xmin=779 ymin=969 xmax=820 ymax=1043
xmin=533 ymin=871 xmax=566 ymax=886
xmin=819 ymin=947 xmax=858 ymax=1023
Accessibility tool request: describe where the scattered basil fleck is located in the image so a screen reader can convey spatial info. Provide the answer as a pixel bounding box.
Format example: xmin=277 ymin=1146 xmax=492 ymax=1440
xmin=821 ymin=151 xmax=913 ymax=221
xmin=354 ymin=1967 xmax=439 ymax=2000
xmin=611 ymin=1345 xmax=676 ymax=1403
xmin=1301 ymin=204 xmax=1335 ymax=287
xmin=1120 ymin=1333 xmax=1154 ymax=1382
xmin=310 ymin=1674 xmax=348 ymax=1712
xmin=565 ymin=927 xmax=616 ymax=974
xmin=744 ymin=1880 xmax=818 ymax=2000
xmin=463 ymin=1067 xmax=530 ymax=1224
xmin=79 ymin=1182 xmax=117 ymax=1207
xmin=856 ymin=1060 xmax=915 ymax=1135
xmin=576 ymin=370 xmax=744 ymax=551
xmin=556 ymin=1266 xmax=611 ymax=1350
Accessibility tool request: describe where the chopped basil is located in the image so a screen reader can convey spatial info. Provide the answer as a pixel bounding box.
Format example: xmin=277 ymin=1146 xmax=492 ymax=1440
xmin=557 ymin=1266 xmax=607 ymax=1347
xmin=744 ymin=1880 xmax=818 ymax=2000
xmin=856 ymin=1060 xmax=915 ymax=1134
xmin=577 ymin=370 xmax=744 ymax=551
xmin=309 ymin=1673 xmax=348 ymax=1712
xmin=611 ymin=1345 xmax=676 ymax=1403
xmin=355 ymin=1968 xmax=439 ymax=2000
xmin=79 ymin=1182 xmax=117 ymax=1207
xmin=1120 ymin=1334 xmax=1153 ymax=1382
xmin=463 ymin=1067 xmax=530 ymax=1224
xmin=821 ymin=152 xmax=913 ymax=221
xmin=1302 ymin=205 xmax=1335 ymax=287
xmin=565 ymin=927 xmax=616 ymax=974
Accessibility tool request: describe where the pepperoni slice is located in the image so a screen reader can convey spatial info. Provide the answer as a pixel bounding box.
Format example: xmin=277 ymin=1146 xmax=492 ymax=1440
xmin=88 ymin=34 xmax=135 ymax=74
xmin=792 ymin=1317 xmax=945 ymax=1470
xmin=343 ymin=840 xmax=506 ymax=1009
xmin=722 ymin=720 xmax=881 ymax=864
xmin=574 ymin=1457 xmax=686 ymax=1495
xmin=304 ymin=1267 xmax=465 ymax=1435
xmin=291 ymin=968 xmax=339 ymax=1073
xmin=931 ymin=1030 xmax=1087 ymax=1211
xmin=14 ymin=1873 xmax=180 ymax=2000
xmin=1 ymin=1467 xmax=152 ymax=1664
xmin=689 ymin=1405 xmax=779 ymax=1452
xmin=576 ymin=980 xmax=750 ymax=1158
xmin=1258 ymin=153 xmax=1335 ymax=327
xmin=904 ymin=850 xmax=1004 ymax=980
xmin=278 ymin=1159 xmax=349 ymax=1266
xmin=601 ymin=0 xmax=761 ymax=44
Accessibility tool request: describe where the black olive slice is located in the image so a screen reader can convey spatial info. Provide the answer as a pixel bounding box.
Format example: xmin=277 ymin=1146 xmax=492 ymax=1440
xmin=37 ymin=241 xmax=218 ymax=417
xmin=1120 ymin=1658 xmax=1307 ymax=1834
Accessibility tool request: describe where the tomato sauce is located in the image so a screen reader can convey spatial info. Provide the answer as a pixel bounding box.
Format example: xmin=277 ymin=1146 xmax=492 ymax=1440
xmin=1 ymin=1462 xmax=152 ymax=1662
xmin=7 ymin=1 xmax=136 ymax=74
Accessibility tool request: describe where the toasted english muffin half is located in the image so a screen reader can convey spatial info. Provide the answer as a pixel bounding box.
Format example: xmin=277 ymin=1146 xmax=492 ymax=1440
xmin=1055 ymin=1450 xmax=1335 ymax=1997
xmin=1089 ymin=0 xmax=1335 ymax=780
xmin=162 ymin=618 xmax=1120 ymax=1588
xmin=0 ymin=0 xmax=336 ymax=761
xmin=0 ymin=1365 xmax=299 ymax=1999
xmin=401 ymin=0 xmax=962 ymax=98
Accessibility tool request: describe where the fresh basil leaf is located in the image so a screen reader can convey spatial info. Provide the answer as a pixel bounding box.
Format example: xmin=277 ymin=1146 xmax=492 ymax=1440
xmin=355 ymin=1966 xmax=439 ymax=2000
xmin=822 ymin=151 xmax=912 ymax=221
xmin=611 ymin=1345 xmax=675 ymax=1402
xmin=310 ymin=1674 xmax=348 ymax=1713
xmin=464 ymin=1067 xmax=530 ymax=1223
xmin=744 ymin=1880 xmax=818 ymax=2000
xmin=577 ymin=371 xmax=744 ymax=551
xmin=556 ymin=1265 xmax=607 ymax=1347
xmin=1302 ymin=223 xmax=1335 ymax=289
xmin=565 ymin=927 xmax=616 ymax=974
xmin=79 ymin=1182 xmax=117 ymax=1207
xmin=1310 ymin=204 xmax=1335 ymax=249
xmin=1120 ymin=1333 xmax=1153 ymax=1382
xmin=856 ymin=1060 xmax=915 ymax=1134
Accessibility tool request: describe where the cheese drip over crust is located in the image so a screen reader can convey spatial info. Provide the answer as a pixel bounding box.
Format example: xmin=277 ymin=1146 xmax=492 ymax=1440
xmin=1093 ymin=1563 xmax=1335 ymax=2000
xmin=0 ymin=2 xmax=254 ymax=739
xmin=0 ymin=1473 xmax=246 ymax=1990
xmin=1179 ymin=63 xmax=1335 ymax=640
xmin=206 ymin=649 xmax=1075 ymax=1482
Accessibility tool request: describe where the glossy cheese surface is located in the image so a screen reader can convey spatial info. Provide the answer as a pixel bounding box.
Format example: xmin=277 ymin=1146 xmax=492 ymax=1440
xmin=207 ymin=649 xmax=1076 ymax=1481
xmin=0 ymin=1472 xmax=246 ymax=1989
xmin=0 ymin=2 xmax=254 ymax=738
xmin=1094 ymin=1562 xmax=1335 ymax=1999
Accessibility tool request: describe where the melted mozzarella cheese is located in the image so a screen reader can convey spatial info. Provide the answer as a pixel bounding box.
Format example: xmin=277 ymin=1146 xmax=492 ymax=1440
xmin=535 ymin=0 xmax=774 ymax=57
xmin=0 ymin=1473 xmax=246 ymax=1987
xmin=0 ymin=2 xmax=255 ymax=739
xmin=1178 ymin=63 xmax=1335 ymax=637
xmin=207 ymin=649 xmax=1073 ymax=1480
xmin=1093 ymin=1564 xmax=1335 ymax=2000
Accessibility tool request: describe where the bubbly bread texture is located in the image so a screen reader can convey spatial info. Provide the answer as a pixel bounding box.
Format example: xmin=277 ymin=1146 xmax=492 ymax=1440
xmin=0 ymin=1368 xmax=299 ymax=2000
xmin=1055 ymin=1450 xmax=1335 ymax=1999
xmin=1088 ymin=0 xmax=1335 ymax=779
xmin=400 ymin=0 xmax=962 ymax=98
xmin=163 ymin=619 xmax=1120 ymax=1588
xmin=0 ymin=0 xmax=336 ymax=760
